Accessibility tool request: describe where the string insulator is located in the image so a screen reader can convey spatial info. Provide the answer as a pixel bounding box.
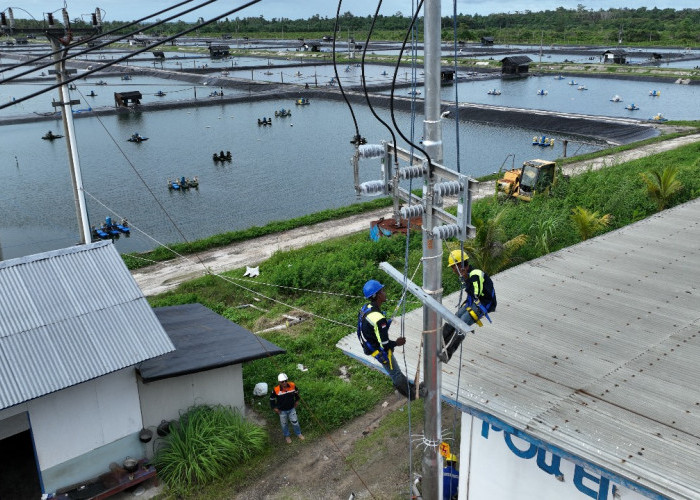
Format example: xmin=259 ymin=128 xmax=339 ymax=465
xmin=398 ymin=165 xmax=426 ymax=180
xmin=433 ymin=181 xmax=462 ymax=197
xmin=359 ymin=180 xmax=384 ymax=196
xmin=432 ymin=224 xmax=460 ymax=240
xmin=358 ymin=144 xmax=384 ymax=159
xmin=401 ymin=204 xmax=424 ymax=219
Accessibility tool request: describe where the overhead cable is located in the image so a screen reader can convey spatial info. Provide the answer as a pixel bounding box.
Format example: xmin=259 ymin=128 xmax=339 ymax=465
xmin=0 ymin=0 xmax=261 ymax=110
xmin=0 ymin=0 xmax=199 ymax=82
xmin=331 ymin=0 xmax=363 ymax=145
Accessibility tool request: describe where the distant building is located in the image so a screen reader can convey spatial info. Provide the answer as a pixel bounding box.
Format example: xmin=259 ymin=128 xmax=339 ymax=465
xmin=501 ymin=55 xmax=532 ymax=75
xmin=209 ymin=44 xmax=230 ymax=58
xmin=603 ymin=49 xmax=626 ymax=64
xmin=481 ymin=36 xmax=495 ymax=45
xmin=114 ymin=91 xmax=142 ymax=108
xmin=441 ymin=68 xmax=455 ymax=83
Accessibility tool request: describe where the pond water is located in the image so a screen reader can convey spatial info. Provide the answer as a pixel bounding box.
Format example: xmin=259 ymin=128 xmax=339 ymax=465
xmin=0 ymin=96 xmax=602 ymax=260
xmin=2 ymin=44 xmax=696 ymax=260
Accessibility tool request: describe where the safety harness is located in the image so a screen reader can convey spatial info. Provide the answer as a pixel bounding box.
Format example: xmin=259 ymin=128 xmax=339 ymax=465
xmin=461 ymin=270 xmax=495 ymax=325
xmin=357 ymin=304 xmax=393 ymax=368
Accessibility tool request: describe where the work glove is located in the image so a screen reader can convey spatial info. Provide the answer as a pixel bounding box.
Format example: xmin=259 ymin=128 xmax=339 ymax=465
xmin=395 ymin=337 xmax=406 ymax=346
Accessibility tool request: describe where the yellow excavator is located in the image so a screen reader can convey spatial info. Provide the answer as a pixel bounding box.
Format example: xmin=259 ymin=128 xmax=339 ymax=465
xmin=497 ymin=159 xmax=557 ymax=201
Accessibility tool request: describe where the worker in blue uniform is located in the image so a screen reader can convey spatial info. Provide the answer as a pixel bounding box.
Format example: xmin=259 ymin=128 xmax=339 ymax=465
xmin=357 ymin=279 xmax=416 ymax=399
xmin=443 ymin=454 xmax=459 ymax=500
xmin=439 ymin=250 xmax=497 ymax=363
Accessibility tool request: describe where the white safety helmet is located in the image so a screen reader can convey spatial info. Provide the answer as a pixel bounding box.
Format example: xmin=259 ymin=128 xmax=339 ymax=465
xmin=278 ymin=373 xmax=288 ymax=382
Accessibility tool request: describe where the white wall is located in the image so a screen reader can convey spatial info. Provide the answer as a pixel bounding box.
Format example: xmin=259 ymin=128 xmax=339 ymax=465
xmin=138 ymin=365 xmax=243 ymax=429
xmin=459 ymin=412 xmax=648 ymax=500
xmin=28 ymin=368 xmax=143 ymax=470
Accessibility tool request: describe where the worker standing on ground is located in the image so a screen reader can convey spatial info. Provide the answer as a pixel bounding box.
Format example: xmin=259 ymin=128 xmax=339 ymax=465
xmin=439 ymin=250 xmax=497 ymax=363
xmin=443 ymin=454 xmax=459 ymax=499
xmin=357 ymin=280 xmax=416 ymax=399
xmin=270 ymin=373 xmax=305 ymax=444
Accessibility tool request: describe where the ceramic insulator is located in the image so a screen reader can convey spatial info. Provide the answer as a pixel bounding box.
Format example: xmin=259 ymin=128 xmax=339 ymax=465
xmin=401 ymin=204 xmax=424 ymax=219
xmin=358 ymin=144 xmax=384 ymax=159
xmin=398 ymin=165 xmax=426 ymax=180
xmin=433 ymin=181 xmax=462 ymax=197
xmin=359 ymin=180 xmax=385 ymax=195
xmin=432 ymin=224 xmax=460 ymax=239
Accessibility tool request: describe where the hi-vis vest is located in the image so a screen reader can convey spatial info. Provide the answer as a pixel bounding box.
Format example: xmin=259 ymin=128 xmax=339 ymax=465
xmin=357 ymin=304 xmax=387 ymax=356
xmin=470 ymin=269 xmax=486 ymax=297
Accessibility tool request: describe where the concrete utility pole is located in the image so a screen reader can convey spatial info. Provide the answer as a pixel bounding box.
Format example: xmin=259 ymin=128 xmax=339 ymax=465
xmin=46 ymin=9 xmax=96 ymax=245
xmin=352 ymin=2 xmax=474 ymax=498
xmin=420 ymin=0 xmax=444 ymax=497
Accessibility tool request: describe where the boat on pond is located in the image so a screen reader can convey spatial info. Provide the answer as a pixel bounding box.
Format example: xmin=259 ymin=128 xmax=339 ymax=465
xmin=121 ymin=75 xmax=132 ymax=81
xmin=649 ymin=90 xmax=661 ymax=97
xmin=577 ymin=85 xmax=588 ymax=91
xmin=487 ymin=89 xmax=501 ymax=95
xmin=532 ymin=135 xmax=555 ymax=147
xmin=87 ymin=90 xmax=97 ymax=97
xmin=154 ymin=90 xmax=166 ymax=97
xmin=168 ymin=176 xmax=199 ymax=190
xmin=295 ymin=98 xmax=310 ymax=105
xmin=553 ymin=75 xmax=565 ymax=80
xmin=95 ymin=80 xmax=108 ymax=85
xmin=568 ymin=80 xmax=578 ymax=85
xmin=275 ymin=108 xmax=291 ymax=117
xmin=42 ymin=130 xmax=63 ymax=140
xmin=649 ymin=113 xmax=668 ymax=122
xmin=213 ymin=151 xmax=232 ymax=162
xmin=625 ymin=103 xmax=639 ymax=110
xmin=610 ymin=95 xmax=623 ymax=102
xmin=128 ymin=133 xmax=148 ymax=143
xmin=536 ymin=89 xmax=548 ymax=96
xmin=209 ymin=90 xmax=223 ymax=97
xmin=257 ymin=117 xmax=272 ymax=126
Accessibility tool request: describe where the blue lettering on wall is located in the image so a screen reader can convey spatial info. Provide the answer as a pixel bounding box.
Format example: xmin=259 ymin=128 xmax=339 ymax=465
xmin=536 ymin=449 xmax=563 ymax=477
xmin=480 ymin=422 xmax=609 ymax=499
xmin=574 ymin=465 xmax=609 ymax=500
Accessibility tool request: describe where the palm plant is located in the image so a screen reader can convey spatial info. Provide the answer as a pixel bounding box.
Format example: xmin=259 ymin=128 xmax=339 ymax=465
xmin=570 ymin=206 xmax=612 ymax=241
xmin=461 ymin=209 xmax=527 ymax=275
xmin=639 ymin=165 xmax=683 ymax=211
xmin=530 ymin=215 xmax=560 ymax=255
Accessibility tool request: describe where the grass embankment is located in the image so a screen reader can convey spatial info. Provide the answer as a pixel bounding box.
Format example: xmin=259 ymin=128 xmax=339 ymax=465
xmin=122 ymin=197 xmax=393 ymax=270
xmin=149 ymin=141 xmax=699 ymax=496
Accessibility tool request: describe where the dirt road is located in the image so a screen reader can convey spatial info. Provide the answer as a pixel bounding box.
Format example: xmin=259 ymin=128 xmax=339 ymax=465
xmin=132 ymin=132 xmax=699 ymax=297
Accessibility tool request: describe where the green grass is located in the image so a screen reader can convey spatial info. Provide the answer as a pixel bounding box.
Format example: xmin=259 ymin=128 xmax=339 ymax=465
xmin=123 ymin=197 xmax=393 ymax=270
xmin=153 ymin=405 xmax=267 ymax=496
xmin=146 ymin=140 xmax=699 ymax=497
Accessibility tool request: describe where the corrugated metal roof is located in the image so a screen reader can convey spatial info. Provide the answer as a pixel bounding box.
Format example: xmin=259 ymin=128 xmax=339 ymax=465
xmin=337 ymin=198 xmax=700 ymax=499
xmin=0 ymin=241 xmax=175 ymax=410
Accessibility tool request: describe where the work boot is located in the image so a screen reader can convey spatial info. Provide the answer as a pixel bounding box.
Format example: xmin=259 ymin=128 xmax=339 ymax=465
xmin=439 ymin=324 xmax=466 ymax=363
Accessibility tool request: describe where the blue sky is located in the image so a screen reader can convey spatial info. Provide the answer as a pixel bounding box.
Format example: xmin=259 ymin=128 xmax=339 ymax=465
xmin=17 ymin=1 xmax=697 ymax=23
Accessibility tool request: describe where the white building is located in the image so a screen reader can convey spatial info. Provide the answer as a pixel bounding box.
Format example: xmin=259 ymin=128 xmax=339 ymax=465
xmin=0 ymin=242 xmax=284 ymax=497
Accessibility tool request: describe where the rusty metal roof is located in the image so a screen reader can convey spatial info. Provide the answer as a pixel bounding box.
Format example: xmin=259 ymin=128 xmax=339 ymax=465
xmin=337 ymin=198 xmax=700 ymax=499
xmin=0 ymin=241 xmax=174 ymax=410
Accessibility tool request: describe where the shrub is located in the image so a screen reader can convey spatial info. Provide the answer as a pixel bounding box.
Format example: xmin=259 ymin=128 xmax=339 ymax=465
xmin=153 ymin=405 xmax=267 ymax=495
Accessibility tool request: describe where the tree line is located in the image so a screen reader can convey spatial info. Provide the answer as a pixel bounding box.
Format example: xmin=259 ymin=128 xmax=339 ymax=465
xmin=5 ymin=7 xmax=699 ymax=46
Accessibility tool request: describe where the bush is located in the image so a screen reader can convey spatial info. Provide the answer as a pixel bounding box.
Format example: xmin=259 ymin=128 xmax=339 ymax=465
xmin=153 ymin=405 xmax=267 ymax=495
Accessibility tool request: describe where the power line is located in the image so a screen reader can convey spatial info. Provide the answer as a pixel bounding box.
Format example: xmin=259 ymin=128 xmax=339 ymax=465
xmin=0 ymin=0 xmax=262 ymax=110
xmin=0 ymin=0 xmax=199 ymax=81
